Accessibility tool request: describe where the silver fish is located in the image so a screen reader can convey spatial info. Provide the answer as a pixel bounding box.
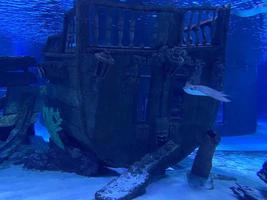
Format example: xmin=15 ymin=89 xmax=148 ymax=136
xmin=183 ymin=82 xmax=231 ymax=103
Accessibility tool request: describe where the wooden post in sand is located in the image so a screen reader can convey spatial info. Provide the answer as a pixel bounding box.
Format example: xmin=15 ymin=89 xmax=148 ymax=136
xmin=191 ymin=130 xmax=221 ymax=179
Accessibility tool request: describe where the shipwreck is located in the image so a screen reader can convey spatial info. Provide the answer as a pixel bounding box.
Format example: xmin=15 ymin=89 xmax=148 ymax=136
xmin=0 ymin=0 xmax=231 ymax=199
xmin=41 ymin=0 xmax=230 ymax=198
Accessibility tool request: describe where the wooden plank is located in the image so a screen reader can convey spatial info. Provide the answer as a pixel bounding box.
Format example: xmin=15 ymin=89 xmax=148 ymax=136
xmin=43 ymin=61 xmax=69 ymax=81
xmin=47 ymin=84 xmax=80 ymax=108
xmin=0 ymin=114 xmax=17 ymax=127
xmin=3 ymin=86 xmax=40 ymax=115
xmin=117 ymin=11 xmax=125 ymax=47
xmin=211 ymin=10 xmax=218 ymax=40
xmin=187 ymin=11 xmax=194 ymax=45
xmin=86 ymin=46 xmax=217 ymax=55
xmin=105 ymin=10 xmax=113 ymax=46
xmin=95 ymin=141 xmax=181 ymax=200
xmin=195 ymin=11 xmax=202 ymax=45
xmin=155 ymin=13 xmax=170 ymax=47
xmin=74 ymin=0 xmax=90 ymax=149
xmin=0 ymin=112 xmax=38 ymax=127
xmin=0 ymin=56 xmax=36 ymax=71
xmin=45 ymin=97 xmax=83 ymax=128
xmin=44 ymin=53 xmax=75 ymax=59
xmin=94 ymin=12 xmax=100 ymax=45
xmin=65 ymin=16 xmax=77 ymax=53
xmin=152 ymin=15 xmax=159 ymax=45
xmin=0 ymin=72 xmax=37 ymax=87
xmin=184 ymin=19 xmax=213 ymax=32
xmin=43 ymin=35 xmax=64 ymax=53
xmin=61 ymin=121 xmax=92 ymax=149
xmin=129 ymin=13 xmax=136 ymax=47
xmin=213 ymin=7 xmax=230 ymax=46
xmin=62 ymin=9 xmax=75 ymax=53
xmin=167 ymin=12 xmax=184 ymax=47
xmin=0 ymin=96 xmax=36 ymax=162
xmin=42 ymin=59 xmax=78 ymax=89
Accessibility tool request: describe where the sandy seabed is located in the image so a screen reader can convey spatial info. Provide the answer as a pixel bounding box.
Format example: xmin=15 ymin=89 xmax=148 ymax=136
xmin=0 ymin=120 xmax=266 ymax=200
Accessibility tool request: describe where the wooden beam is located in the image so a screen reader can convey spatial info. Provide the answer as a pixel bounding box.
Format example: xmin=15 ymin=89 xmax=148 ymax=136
xmin=0 ymin=72 xmax=37 ymax=87
xmin=0 ymin=96 xmax=36 ymax=163
xmin=0 ymin=56 xmax=36 ymax=71
xmin=95 ymin=141 xmax=181 ymax=200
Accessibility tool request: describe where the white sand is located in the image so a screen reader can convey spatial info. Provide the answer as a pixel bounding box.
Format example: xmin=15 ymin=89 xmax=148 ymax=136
xmin=0 ymin=120 xmax=265 ymax=200
xmin=0 ymin=150 xmax=266 ymax=200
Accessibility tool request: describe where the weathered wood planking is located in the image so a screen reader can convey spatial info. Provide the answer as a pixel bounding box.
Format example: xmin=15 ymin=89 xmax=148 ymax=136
xmin=3 ymin=86 xmax=40 ymax=115
xmin=61 ymin=120 xmax=92 ymax=149
xmin=95 ymin=141 xmax=181 ymax=200
xmin=46 ymin=84 xmax=80 ymax=107
xmin=43 ymin=0 xmax=230 ymax=168
xmin=0 ymin=56 xmax=36 ymax=71
xmin=0 ymin=96 xmax=37 ymax=163
xmin=0 ymin=71 xmax=37 ymax=87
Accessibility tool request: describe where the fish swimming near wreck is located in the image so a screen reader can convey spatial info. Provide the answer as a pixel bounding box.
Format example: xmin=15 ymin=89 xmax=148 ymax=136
xmin=183 ymin=82 xmax=231 ymax=103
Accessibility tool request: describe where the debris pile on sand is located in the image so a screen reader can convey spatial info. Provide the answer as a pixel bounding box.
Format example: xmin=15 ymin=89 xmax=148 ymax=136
xmin=257 ymin=161 xmax=267 ymax=184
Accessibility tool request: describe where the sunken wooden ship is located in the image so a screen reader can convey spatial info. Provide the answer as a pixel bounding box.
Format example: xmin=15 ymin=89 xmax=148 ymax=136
xmin=42 ymin=0 xmax=230 ymax=168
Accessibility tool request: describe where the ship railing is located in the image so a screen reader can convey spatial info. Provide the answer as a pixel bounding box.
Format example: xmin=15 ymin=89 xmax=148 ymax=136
xmin=61 ymin=0 xmax=230 ymax=53
xmin=182 ymin=9 xmax=219 ymax=46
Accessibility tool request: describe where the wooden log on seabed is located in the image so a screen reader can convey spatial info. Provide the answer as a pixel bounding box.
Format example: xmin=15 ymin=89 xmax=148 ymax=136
xmin=95 ymin=141 xmax=180 ymax=200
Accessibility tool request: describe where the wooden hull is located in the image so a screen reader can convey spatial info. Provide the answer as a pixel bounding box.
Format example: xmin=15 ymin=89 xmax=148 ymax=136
xmin=44 ymin=48 xmax=226 ymax=167
xmin=43 ymin=1 xmax=230 ymax=167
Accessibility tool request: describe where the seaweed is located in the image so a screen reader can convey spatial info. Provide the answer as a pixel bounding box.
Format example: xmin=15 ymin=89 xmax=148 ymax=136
xmin=42 ymin=106 xmax=64 ymax=150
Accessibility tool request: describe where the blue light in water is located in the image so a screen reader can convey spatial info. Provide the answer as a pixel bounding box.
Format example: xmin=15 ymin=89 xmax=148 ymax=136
xmin=12 ymin=40 xmax=29 ymax=56
xmin=34 ymin=114 xmax=50 ymax=142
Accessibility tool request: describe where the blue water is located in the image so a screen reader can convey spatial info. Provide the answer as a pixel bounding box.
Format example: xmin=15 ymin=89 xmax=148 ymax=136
xmin=0 ymin=0 xmax=266 ymax=44
xmin=0 ymin=0 xmax=73 ymax=57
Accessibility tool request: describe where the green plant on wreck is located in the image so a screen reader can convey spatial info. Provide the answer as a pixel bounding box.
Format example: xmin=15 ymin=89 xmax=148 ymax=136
xmin=42 ymin=106 xmax=65 ymax=150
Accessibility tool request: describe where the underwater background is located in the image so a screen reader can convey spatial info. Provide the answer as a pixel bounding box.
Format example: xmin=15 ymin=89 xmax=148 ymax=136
xmin=0 ymin=1 xmax=267 ymax=200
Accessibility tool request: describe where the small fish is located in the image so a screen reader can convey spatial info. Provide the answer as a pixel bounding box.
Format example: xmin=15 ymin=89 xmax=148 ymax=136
xmin=183 ymin=82 xmax=231 ymax=103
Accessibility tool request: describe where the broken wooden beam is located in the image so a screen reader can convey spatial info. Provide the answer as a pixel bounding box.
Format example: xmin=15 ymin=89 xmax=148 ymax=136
xmin=95 ymin=141 xmax=180 ymax=200
xmin=0 ymin=71 xmax=37 ymax=86
xmin=0 ymin=114 xmax=17 ymax=127
xmin=190 ymin=130 xmax=221 ymax=179
xmin=230 ymin=183 xmax=265 ymax=200
xmin=0 ymin=56 xmax=36 ymax=71
xmin=0 ymin=96 xmax=36 ymax=163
